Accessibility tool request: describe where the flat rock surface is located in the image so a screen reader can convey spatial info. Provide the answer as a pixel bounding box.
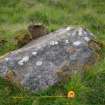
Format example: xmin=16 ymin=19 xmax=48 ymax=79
xmin=0 ymin=26 xmax=99 ymax=91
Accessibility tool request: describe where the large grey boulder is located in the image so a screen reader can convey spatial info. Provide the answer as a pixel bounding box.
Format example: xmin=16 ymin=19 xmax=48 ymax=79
xmin=0 ymin=26 xmax=100 ymax=91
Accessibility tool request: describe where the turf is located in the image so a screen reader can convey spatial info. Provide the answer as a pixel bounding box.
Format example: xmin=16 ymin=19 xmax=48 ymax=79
xmin=0 ymin=0 xmax=105 ymax=105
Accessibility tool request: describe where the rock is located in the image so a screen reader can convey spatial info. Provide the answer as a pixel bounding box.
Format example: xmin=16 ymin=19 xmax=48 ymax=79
xmin=28 ymin=24 xmax=48 ymax=39
xmin=0 ymin=26 xmax=100 ymax=91
xmin=15 ymin=30 xmax=32 ymax=48
xmin=15 ymin=24 xmax=48 ymax=48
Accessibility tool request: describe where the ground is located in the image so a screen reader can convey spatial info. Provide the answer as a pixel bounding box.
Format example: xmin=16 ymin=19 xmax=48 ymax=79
xmin=0 ymin=0 xmax=105 ymax=105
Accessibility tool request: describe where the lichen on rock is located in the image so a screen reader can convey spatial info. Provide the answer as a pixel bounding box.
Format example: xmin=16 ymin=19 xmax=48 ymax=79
xmin=0 ymin=26 xmax=101 ymax=92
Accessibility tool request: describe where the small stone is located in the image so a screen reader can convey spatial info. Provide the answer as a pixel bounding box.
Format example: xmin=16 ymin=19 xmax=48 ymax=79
xmin=32 ymin=52 xmax=37 ymax=56
xmin=36 ymin=61 xmax=43 ymax=66
xmin=73 ymin=41 xmax=82 ymax=46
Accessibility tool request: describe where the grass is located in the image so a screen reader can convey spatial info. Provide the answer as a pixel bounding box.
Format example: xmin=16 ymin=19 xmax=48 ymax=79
xmin=0 ymin=0 xmax=105 ymax=105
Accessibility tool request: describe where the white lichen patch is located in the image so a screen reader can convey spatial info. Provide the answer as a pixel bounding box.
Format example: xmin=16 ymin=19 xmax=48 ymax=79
xmin=54 ymin=41 xmax=58 ymax=45
xmin=84 ymin=37 xmax=90 ymax=42
xmin=50 ymin=41 xmax=55 ymax=46
xmin=32 ymin=52 xmax=37 ymax=56
xmin=5 ymin=58 xmax=9 ymax=61
xmin=78 ymin=28 xmax=83 ymax=36
xmin=73 ymin=41 xmax=82 ymax=46
xmin=18 ymin=56 xmax=29 ymax=66
xmin=65 ymin=40 xmax=69 ymax=44
xmin=49 ymin=40 xmax=58 ymax=46
xmin=18 ymin=60 xmax=24 ymax=66
xmin=22 ymin=56 xmax=29 ymax=63
xmin=36 ymin=61 xmax=43 ymax=66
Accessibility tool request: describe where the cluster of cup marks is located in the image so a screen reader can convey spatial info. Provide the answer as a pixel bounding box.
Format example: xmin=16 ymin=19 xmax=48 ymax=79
xmin=5 ymin=27 xmax=91 ymax=68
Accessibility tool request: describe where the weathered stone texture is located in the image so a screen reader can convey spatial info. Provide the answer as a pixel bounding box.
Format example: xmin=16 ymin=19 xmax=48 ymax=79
xmin=0 ymin=26 xmax=99 ymax=91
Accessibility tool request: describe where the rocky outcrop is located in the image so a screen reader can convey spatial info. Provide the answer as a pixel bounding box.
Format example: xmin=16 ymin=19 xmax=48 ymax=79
xmin=28 ymin=24 xmax=48 ymax=39
xmin=0 ymin=26 xmax=100 ymax=91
